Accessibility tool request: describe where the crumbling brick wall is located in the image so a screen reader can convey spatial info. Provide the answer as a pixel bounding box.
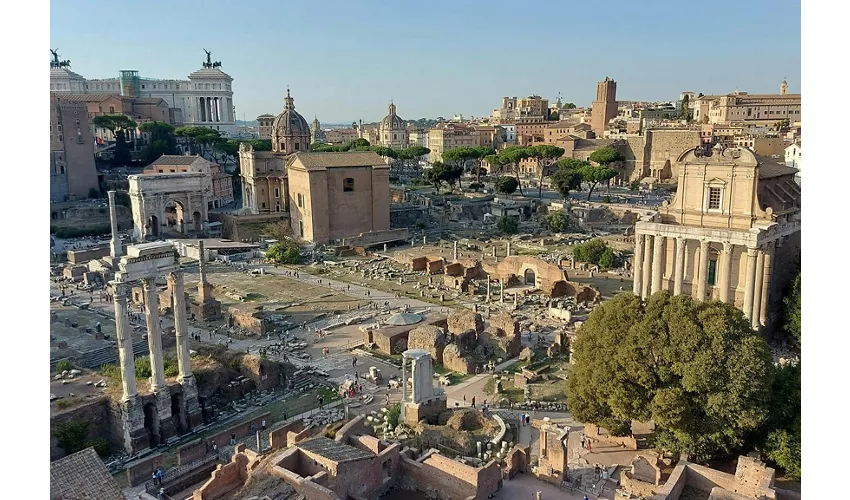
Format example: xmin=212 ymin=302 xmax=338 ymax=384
xmin=178 ymin=440 xmax=209 ymax=465
xmin=239 ymin=355 xmax=282 ymax=393
xmin=269 ymin=420 xmax=305 ymax=450
xmin=125 ymin=453 xmax=164 ymax=487
xmin=443 ymin=344 xmax=475 ymax=374
xmin=205 ymin=412 xmax=271 ymax=449
xmin=447 ymin=311 xmax=484 ymax=336
xmin=408 ymin=325 xmax=448 ymax=364
xmin=50 ymin=397 xmax=114 ymax=461
xmin=192 ymin=444 xmax=251 ymax=500
xmin=401 ymin=453 xmax=501 ymax=500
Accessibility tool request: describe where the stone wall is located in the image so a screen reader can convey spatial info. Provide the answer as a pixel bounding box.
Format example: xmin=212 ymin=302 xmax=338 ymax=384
xmin=178 ymin=440 xmax=209 ymax=465
xmin=505 ymin=444 xmax=530 ymax=479
xmin=239 ymin=355 xmax=283 ymax=393
xmin=584 ymin=423 xmax=637 ymax=450
xmin=390 ymin=205 xmax=428 ymax=228
xmin=344 ymin=228 xmax=410 ymax=248
xmin=269 ymin=420 xmax=305 ymax=450
xmin=192 ymin=444 xmax=252 ymax=500
xmin=401 ymin=452 xmax=501 ymax=500
xmin=446 ymin=311 xmax=484 ymax=336
xmin=334 ymin=415 xmax=370 ymax=444
xmin=205 ymin=412 xmax=271 ymax=449
xmin=50 ymin=398 xmax=114 ymax=461
xmin=407 ymin=325 xmax=448 ymax=364
xmin=443 ymin=344 xmax=475 ymax=374
xmin=125 ymin=453 xmax=164 ymax=487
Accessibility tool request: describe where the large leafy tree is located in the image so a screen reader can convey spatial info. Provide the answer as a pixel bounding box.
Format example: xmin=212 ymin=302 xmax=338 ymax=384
xmin=529 ymin=145 xmax=565 ymax=198
xmin=442 ymin=147 xmax=481 ymax=190
xmin=472 ymin=147 xmax=496 ymax=184
xmin=494 ymin=176 xmax=518 ymax=196
xmin=550 ymin=158 xmax=586 ymax=201
xmin=94 ymin=114 xmax=137 ymax=167
xmin=567 ymin=292 xmax=774 ymax=462
xmin=587 ymin=146 xmax=624 ymax=196
xmin=398 ymin=146 xmax=430 ymax=173
xmin=244 ymin=139 xmax=272 ymax=151
xmin=212 ymin=139 xmax=241 ymax=166
xmin=424 ymin=162 xmax=446 ymax=192
xmin=496 ymin=215 xmax=518 ymax=234
xmin=760 ymin=362 xmax=801 ymax=478
xmin=175 ymin=126 xmax=223 ymax=157
xmin=572 ymin=238 xmax=612 ymax=265
xmin=497 ymin=146 xmax=531 ymax=197
xmin=579 ymin=164 xmax=617 ymax=200
xmin=783 ymin=273 xmax=801 ymax=345
xmin=138 ymin=121 xmax=178 ymax=164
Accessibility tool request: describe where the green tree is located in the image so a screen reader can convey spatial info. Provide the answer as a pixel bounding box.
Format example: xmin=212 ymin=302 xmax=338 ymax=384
xmin=783 ymin=273 xmax=801 ymax=344
xmin=175 ymin=126 xmax=224 ymax=157
xmin=54 ymin=421 xmax=90 ymax=455
xmin=496 ymin=215 xmax=518 ymax=234
xmin=680 ymin=94 xmax=691 ymax=121
xmin=139 ymin=121 xmax=178 ymax=164
xmin=387 ymin=403 xmax=401 ymax=428
xmin=529 ymin=145 xmax=565 ymax=198
xmin=497 ymin=146 xmax=531 ymax=197
xmin=94 ymin=114 xmax=137 ymax=167
xmin=588 ymin=146 xmax=624 ymax=196
xmin=543 ymin=212 xmax=569 ymax=233
xmin=572 ymin=238 xmax=610 ymax=265
xmin=550 ymin=158 xmax=586 ymax=201
xmin=244 ymin=139 xmax=272 ymax=151
xmin=562 ymin=102 xmax=577 ymax=109
xmin=760 ymin=362 xmax=800 ymax=478
xmin=266 ymin=243 xmax=300 ymax=264
xmin=213 ymin=139 xmax=241 ymax=166
xmin=440 ymin=163 xmax=464 ymax=191
xmin=398 ymin=146 xmax=430 ymax=173
xmin=494 ymin=176 xmax=519 ymax=196
xmin=579 ymin=164 xmax=617 ymax=200
xmin=263 ymin=221 xmax=301 ymax=254
xmin=567 ymin=293 xmax=774 ymax=462
xmin=442 ymin=147 xmax=480 ymax=190
xmin=598 ymin=247 xmax=616 ymax=269
xmin=424 ymin=162 xmax=446 ymax=192
xmin=472 ymin=147 xmax=496 ymax=184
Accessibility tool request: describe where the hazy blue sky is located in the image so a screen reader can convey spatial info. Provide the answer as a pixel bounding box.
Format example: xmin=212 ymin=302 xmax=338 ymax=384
xmin=50 ymin=0 xmax=800 ymax=123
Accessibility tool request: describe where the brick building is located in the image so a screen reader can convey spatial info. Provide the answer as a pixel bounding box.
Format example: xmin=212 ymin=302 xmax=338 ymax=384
xmin=50 ymin=94 xmax=99 ymax=201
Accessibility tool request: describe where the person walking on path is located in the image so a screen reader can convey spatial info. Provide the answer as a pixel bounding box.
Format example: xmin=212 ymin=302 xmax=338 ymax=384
xmin=261 ymin=420 xmax=266 ymax=431
xmin=471 ymin=396 xmax=476 ymax=408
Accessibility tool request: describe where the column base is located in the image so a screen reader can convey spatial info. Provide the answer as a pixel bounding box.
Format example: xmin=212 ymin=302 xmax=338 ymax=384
xmin=191 ymin=299 xmax=222 ymax=321
xmin=180 ymin=375 xmax=203 ymax=429
xmin=121 ymin=395 xmax=150 ymax=455
xmin=154 ymin=387 xmax=177 ymax=444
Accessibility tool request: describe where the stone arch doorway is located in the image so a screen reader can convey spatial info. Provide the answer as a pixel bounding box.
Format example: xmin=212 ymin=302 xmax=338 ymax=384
xmin=524 ymin=268 xmax=536 ymax=286
xmin=164 ymin=200 xmax=186 ymax=234
xmin=192 ymin=211 xmax=202 ymax=233
xmin=143 ymin=402 xmax=161 ymax=446
xmin=147 ymin=215 xmax=160 ymax=238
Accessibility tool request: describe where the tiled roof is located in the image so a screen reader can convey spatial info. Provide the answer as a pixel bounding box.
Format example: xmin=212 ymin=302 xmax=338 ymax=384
xmin=53 ymin=93 xmax=120 ymax=103
xmin=290 ymin=151 xmax=387 ymax=170
xmin=50 ymin=447 xmax=125 ymax=500
xmin=151 ymin=155 xmax=203 ymax=165
xmin=756 ymin=156 xmax=799 ymax=179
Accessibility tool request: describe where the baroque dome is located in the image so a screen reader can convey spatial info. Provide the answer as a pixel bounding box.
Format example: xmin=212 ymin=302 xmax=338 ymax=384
xmin=272 ymin=89 xmax=310 ymax=138
xmin=380 ymin=102 xmax=405 ymax=131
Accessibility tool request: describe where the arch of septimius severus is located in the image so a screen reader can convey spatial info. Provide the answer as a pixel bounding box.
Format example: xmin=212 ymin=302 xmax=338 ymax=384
xmin=631 ymin=145 xmax=801 ymax=329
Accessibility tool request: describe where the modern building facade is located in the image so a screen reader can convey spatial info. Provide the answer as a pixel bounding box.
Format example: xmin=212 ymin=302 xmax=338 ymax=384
xmin=427 ymin=123 xmax=479 ymax=162
xmin=632 ymin=144 xmax=801 ymax=330
xmin=50 ymin=95 xmax=99 ymax=201
xmin=49 ymin=50 xmax=237 ymax=135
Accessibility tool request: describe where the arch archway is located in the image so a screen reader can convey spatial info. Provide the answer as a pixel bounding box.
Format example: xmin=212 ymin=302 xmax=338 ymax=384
xmin=143 ymin=402 xmax=161 ymax=446
xmin=147 ymin=215 xmax=160 ymax=238
xmin=524 ymin=268 xmax=536 ymax=286
xmin=192 ymin=211 xmax=202 ymax=233
xmin=164 ymin=200 xmax=186 ymax=235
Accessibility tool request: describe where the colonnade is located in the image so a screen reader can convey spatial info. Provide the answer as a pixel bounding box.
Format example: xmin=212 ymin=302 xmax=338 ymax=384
xmin=198 ymin=96 xmax=227 ymax=123
xmin=112 ymin=269 xmax=201 ymax=451
xmin=632 ymin=232 xmax=774 ymax=329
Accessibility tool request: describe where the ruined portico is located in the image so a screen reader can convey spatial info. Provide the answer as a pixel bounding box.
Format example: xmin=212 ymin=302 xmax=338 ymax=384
xmin=112 ymin=242 xmax=202 ymax=454
xmin=400 ymin=349 xmax=447 ymax=426
xmin=631 ymin=145 xmax=801 ymax=329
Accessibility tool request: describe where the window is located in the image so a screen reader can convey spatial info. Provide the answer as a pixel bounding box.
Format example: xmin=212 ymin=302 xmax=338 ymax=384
xmin=75 ymin=119 xmax=80 ymax=125
xmin=298 ymin=220 xmax=304 ymax=236
xmin=297 ymin=193 xmax=304 ymax=208
xmin=294 ymin=142 xmax=300 ymax=150
xmin=344 ymin=178 xmax=354 ymax=192
xmin=109 ymin=106 xmax=115 ymax=113
xmin=276 ymin=203 xmax=281 ymax=212
xmin=708 ymin=187 xmax=721 ymax=210
xmin=274 ymin=187 xmax=280 ymax=199
xmin=707 ymin=259 xmax=717 ymax=286
xmin=262 ymin=202 xmax=266 ymax=208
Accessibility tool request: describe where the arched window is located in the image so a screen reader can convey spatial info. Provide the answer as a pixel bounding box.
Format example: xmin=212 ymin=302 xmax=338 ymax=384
xmin=344 ymin=178 xmax=354 ymax=192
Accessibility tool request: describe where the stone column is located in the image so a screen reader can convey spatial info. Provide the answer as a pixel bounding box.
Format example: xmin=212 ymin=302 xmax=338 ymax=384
xmin=696 ymin=240 xmax=710 ymax=301
xmin=651 ymin=235 xmax=665 ymax=294
xmin=742 ymin=248 xmax=758 ymax=321
xmin=108 ymin=191 xmax=124 ymax=261
xmin=719 ymin=241 xmax=733 ymax=303
xmin=759 ymin=242 xmax=774 ymax=327
xmin=751 ymin=249 xmax=765 ymax=329
xmin=632 ymin=234 xmax=644 ymax=296
xmin=486 ymin=279 xmax=491 ymax=302
xmin=142 ymin=277 xmax=166 ymax=392
xmin=673 ymin=237 xmax=686 ymax=296
xmin=500 ymin=279 xmax=505 ymax=303
xmin=400 ymin=356 xmax=407 ymax=421
xmin=493 ymin=246 xmax=497 ymax=257
xmin=169 ymin=271 xmax=192 ymax=379
xmin=506 ymin=241 xmax=512 ymax=257
xmin=641 ymin=235 xmax=653 ymax=299
xmin=113 ymin=279 xmax=137 ymax=400
xmin=453 ymin=241 xmax=458 ymax=262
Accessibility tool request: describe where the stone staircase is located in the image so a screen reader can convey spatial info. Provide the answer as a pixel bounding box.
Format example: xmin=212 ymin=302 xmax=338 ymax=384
xmin=52 ymin=339 xmax=149 ymax=371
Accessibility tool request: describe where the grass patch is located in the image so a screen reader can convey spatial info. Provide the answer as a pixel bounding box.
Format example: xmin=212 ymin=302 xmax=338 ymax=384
xmin=55 ymin=360 xmax=73 ymax=373
xmin=367 ymin=351 xmax=402 ymax=366
xmin=244 ymin=292 xmax=266 ymax=301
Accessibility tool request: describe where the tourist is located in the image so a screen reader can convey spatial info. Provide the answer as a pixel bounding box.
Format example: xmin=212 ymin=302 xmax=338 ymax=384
xmin=230 ymin=433 xmax=236 ymax=445
xmin=463 ymin=394 xmax=466 ymax=405
xmin=152 ymin=472 xmax=158 ymax=485
xmin=520 ymin=412 xmax=525 ymax=426
xmin=471 ymin=396 xmax=476 ymax=408
xmin=159 ymin=487 xmax=165 ymax=499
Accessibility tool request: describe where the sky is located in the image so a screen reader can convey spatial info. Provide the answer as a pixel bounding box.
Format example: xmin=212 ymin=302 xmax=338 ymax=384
xmin=49 ymin=0 xmax=801 ymax=124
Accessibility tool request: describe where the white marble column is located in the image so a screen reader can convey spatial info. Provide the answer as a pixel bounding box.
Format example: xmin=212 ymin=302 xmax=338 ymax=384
xmin=651 ymin=235 xmax=665 ymax=294
xmin=696 ymin=240 xmax=710 ymax=301
xmin=198 ymin=97 xmax=205 ymax=122
xmin=142 ymin=277 xmax=166 ymax=392
xmin=633 ymin=234 xmax=645 ymax=296
xmin=642 ymin=235 xmax=653 ymax=299
xmin=719 ymin=241 xmax=733 ymax=303
xmin=759 ymin=242 xmax=774 ymax=327
xmin=169 ymin=271 xmax=192 ymax=379
xmin=742 ymin=248 xmax=758 ymax=321
xmin=108 ymin=191 xmax=124 ymax=261
xmin=113 ymin=279 xmax=137 ymax=400
xmin=673 ymin=237 xmax=686 ymax=296
xmin=400 ymin=356 xmax=407 ymax=420
xmin=751 ymin=249 xmax=765 ymax=329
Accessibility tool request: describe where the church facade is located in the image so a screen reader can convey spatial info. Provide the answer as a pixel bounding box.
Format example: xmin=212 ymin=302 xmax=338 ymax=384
xmin=632 ymin=144 xmax=801 ymax=330
xmin=379 ymin=102 xmax=409 ymax=149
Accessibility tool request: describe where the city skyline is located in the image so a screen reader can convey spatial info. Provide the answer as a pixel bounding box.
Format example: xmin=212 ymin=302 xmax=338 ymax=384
xmin=50 ymin=0 xmax=801 ymax=123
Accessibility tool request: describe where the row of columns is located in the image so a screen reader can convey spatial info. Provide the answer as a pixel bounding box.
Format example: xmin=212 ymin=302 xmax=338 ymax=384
xmin=633 ymin=233 xmax=774 ymax=329
xmin=198 ymin=96 xmax=225 ymax=123
xmin=112 ymin=270 xmax=200 ymax=452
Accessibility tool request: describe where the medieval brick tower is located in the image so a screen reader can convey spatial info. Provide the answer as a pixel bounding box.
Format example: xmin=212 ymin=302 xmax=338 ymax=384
xmin=591 ymin=77 xmax=617 ymax=136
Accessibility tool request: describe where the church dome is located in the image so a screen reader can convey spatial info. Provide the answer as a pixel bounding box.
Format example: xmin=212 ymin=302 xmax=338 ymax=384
xmin=272 ymin=89 xmax=310 ymax=138
xmin=380 ymin=102 xmax=405 ymax=131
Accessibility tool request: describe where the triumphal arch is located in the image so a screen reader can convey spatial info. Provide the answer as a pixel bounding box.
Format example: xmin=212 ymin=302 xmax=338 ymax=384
xmin=129 ymin=172 xmax=211 ymax=241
